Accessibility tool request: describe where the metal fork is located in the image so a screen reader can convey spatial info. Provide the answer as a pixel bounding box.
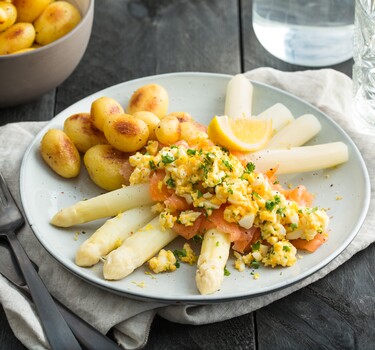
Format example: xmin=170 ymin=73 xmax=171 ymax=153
xmin=0 ymin=172 xmax=82 ymax=350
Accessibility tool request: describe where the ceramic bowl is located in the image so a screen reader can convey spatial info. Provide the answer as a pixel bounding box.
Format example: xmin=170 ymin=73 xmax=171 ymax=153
xmin=0 ymin=0 xmax=94 ymax=108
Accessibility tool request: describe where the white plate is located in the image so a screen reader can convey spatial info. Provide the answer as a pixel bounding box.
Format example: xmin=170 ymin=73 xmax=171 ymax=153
xmin=20 ymin=72 xmax=371 ymax=303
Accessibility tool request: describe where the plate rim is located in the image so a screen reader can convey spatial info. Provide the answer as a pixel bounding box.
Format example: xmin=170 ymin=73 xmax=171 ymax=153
xmin=20 ymin=71 xmax=371 ymax=304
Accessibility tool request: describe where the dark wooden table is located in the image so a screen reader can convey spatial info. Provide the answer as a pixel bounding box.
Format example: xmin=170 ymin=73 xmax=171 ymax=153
xmin=1 ymin=1 xmax=373 ymax=349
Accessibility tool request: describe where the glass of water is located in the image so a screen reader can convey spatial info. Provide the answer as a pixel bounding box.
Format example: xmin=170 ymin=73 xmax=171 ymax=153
xmin=353 ymin=0 xmax=375 ymax=134
xmin=252 ymin=0 xmax=355 ymax=67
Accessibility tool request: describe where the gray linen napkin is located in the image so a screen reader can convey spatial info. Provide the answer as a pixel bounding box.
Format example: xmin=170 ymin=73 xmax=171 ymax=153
xmin=0 ymin=68 xmax=374 ymax=349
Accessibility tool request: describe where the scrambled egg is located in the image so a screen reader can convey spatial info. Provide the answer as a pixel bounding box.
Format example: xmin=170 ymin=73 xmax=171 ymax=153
xmin=148 ymin=249 xmax=177 ymax=273
xmin=130 ymin=144 xmax=329 ymax=269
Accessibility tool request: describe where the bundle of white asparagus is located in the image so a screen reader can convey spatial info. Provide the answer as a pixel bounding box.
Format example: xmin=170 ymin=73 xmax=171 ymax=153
xmin=51 ymin=74 xmax=349 ymax=295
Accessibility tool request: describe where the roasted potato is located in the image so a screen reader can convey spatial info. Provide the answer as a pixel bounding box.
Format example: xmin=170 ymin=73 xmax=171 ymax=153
xmin=63 ymin=113 xmax=108 ymax=153
xmin=0 ymin=1 xmax=17 ymax=32
xmin=90 ymin=97 xmax=124 ymax=131
xmin=126 ymin=84 xmax=169 ymax=118
xmin=0 ymin=22 xmax=35 ymax=55
xmin=34 ymin=1 xmax=81 ymax=45
xmin=83 ymin=144 xmax=129 ymax=191
xmin=132 ymin=111 xmax=160 ymax=140
xmin=103 ymin=114 xmax=149 ymax=153
xmin=155 ymin=115 xmax=180 ymax=145
xmin=40 ymin=129 xmax=81 ymax=178
xmin=12 ymin=0 xmax=52 ymax=23
xmin=167 ymin=111 xmax=192 ymax=123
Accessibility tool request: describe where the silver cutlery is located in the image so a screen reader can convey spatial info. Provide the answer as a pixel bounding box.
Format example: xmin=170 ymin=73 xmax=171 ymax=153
xmin=0 ymin=172 xmax=83 ymax=350
xmin=0 ymin=240 xmax=120 ymax=350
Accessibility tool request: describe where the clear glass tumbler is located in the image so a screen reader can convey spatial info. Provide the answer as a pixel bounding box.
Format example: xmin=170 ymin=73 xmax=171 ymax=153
xmin=353 ymin=0 xmax=375 ymax=134
xmin=252 ymin=0 xmax=355 ymax=67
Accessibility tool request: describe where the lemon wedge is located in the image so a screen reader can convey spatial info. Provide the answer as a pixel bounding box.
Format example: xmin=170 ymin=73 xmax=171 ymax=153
xmin=207 ymin=115 xmax=272 ymax=151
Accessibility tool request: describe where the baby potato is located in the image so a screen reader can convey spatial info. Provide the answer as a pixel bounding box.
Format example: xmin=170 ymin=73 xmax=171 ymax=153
xmin=0 ymin=1 xmax=17 ymax=32
xmin=12 ymin=0 xmax=52 ymax=23
xmin=90 ymin=97 xmax=124 ymax=131
xmin=34 ymin=1 xmax=81 ymax=46
xmin=167 ymin=111 xmax=192 ymax=123
xmin=126 ymin=84 xmax=169 ymax=118
xmin=0 ymin=22 xmax=35 ymax=55
xmin=103 ymin=114 xmax=149 ymax=152
xmin=40 ymin=129 xmax=81 ymax=178
xmin=63 ymin=113 xmax=108 ymax=153
xmin=83 ymin=144 xmax=129 ymax=191
xmin=132 ymin=111 xmax=160 ymax=140
xmin=155 ymin=115 xmax=181 ymax=145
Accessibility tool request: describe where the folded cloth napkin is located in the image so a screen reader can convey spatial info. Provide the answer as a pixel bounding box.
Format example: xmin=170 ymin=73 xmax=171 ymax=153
xmin=0 ymin=68 xmax=374 ymax=349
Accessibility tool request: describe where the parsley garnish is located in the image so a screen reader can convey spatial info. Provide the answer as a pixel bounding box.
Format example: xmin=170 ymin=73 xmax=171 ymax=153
xmin=252 ymin=241 xmax=261 ymax=251
xmin=265 ymin=195 xmax=281 ymax=211
xmin=166 ymin=178 xmax=175 ymax=188
xmin=222 ymin=160 xmax=233 ymax=171
xmin=187 ymin=149 xmax=196 ymax=156
xmin=290 ymin=223 xmax=298 ymax=230
xmin=149 ymin=160 xmax=156 ymax=170
xmin=251 ymin=261 xmax=260 ymax=269
xmin=283 ymin=245 xmax=291 ymax=252
xmin=224 ymin=266 xmax=231 ymax=276
xmin=245 ymin=162 xmax=255 ymax=173
xmin=161 ymin=154 xmax=175 ymax=164
xmin=193 ymin=234 xmax=203 ymax=244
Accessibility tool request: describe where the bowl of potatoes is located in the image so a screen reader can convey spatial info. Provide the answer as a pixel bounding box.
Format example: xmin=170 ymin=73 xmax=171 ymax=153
xmin=0 ymin=0 xmax=94 ymax=107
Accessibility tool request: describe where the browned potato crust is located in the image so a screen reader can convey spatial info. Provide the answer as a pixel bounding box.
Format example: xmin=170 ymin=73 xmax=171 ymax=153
xmin=103 ymin=114 xmax=149 ymax=152
xmin=13 ymin=0 xmax=53 ymax=23
xmin=83 ymin=144 xmax=129 ymax=191
xmin=40 ymin=129 xmax=80 ymax=178
xmin=0 ymin=22 xmax=35 ymax=55
xmin=34 ymin=1 xmax=81 ymax=45
xmin=126 ymin=84 xmax=169 ymax=118
xmin=63 ymin=113 xmax=108 ymax=153
xmin=167 ymin=111 xmax=192 ymax=123
xmin=90 ymin=97 xmax=125 ymax=131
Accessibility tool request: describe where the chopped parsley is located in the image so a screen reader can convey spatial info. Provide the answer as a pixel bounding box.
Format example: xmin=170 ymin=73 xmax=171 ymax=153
xmin=265 ymin=195 xmax=281 ymax=211
xmin=166 ymin=178 xmax=175 ymax=188
xmin=187 ymin=149 xmax=196 ymax=156
xmin=193 ymin=234 xmax=203 ymax=244
xmin=224 ymin=266 xmax=231 ymax=276
xmin=222 ymin=160 xmax=233 ymax=171
xmin=252 ymin=241 xmax=261 ymax=251
xmin=149 ymin=160 xmax=156 ymax=170
xmin=283 ymin=245 xmax=291 ymax=252
xmin=245 ymin=162 xmax=255 ymax=174
xmin=161 ymin=154 xmax=175 ymax=164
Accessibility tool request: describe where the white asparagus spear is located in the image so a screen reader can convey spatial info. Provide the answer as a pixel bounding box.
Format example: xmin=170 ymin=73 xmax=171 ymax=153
xmin=224 ymin=74 xmax=253 ymax=119
xmin=51 ymin=183 xmax=153 ymax=227
xmin=257 ymin=103 xmax=295 ymax=133
xmin=103 ymin=216 xmax=178 ymax=280
xmin=75 ymin=206 xmax=155 ymax=267
xmin=247 ymin=142 xmax=349 ymax=174
xmin=265 ymin=114 xmax=322 ymax=149
xmin=195 ymin=228 xmax=231 ymax=295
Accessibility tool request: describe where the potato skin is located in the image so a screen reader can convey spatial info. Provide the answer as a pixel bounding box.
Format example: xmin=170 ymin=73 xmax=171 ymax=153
xmin=167 ymin=111 xmax=192 ymax=123
xmin=83 ymin=144 xmax=129 ymax=191
xmin=126 ymin=84 xmax=169 ymax=118
xmin=132 ymin=111 xmax=160 ymax=140
xmin=0 ymin=2 xmax=17 ymax=32
xmin=0 ymin=22 xmax=35 ymax=55
xmin=90 ymin=97 xmax=124 ymax=132
xmin=34 ymin=1 xmax=81 ymax=45
xmin=155 ymin=116 xmax=181 ymax=145
xmin=63 ymin=113 xmax=108 ymax=153
xmin=103 ymin=114 xmax=149 ymax=152
xmin=13 ymin=0 xmax=52 ymax=23
xmin=40 ymin=129 xmax=81 ymax=178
